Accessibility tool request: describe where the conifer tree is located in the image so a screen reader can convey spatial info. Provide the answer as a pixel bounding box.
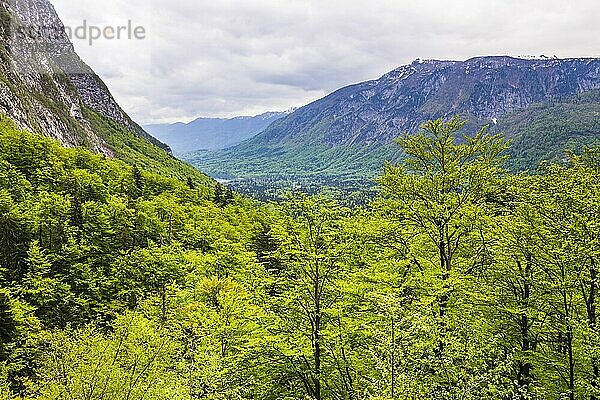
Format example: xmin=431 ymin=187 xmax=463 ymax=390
xmin=187 ymin=177 xmax=195 ymax=190
xmin=132 ymin=164 xmax=144 ymax=197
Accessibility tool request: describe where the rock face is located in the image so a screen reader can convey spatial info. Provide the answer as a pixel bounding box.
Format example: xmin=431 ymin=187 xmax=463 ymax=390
xmin=188 ymin=56 xmax=600 ymax=178
xmin=255 ymin=57 xmax=600 ymax=147
xmin=0 ymin=0 xmax=169 ymax=155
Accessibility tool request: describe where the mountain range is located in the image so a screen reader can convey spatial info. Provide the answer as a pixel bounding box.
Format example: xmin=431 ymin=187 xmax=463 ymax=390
xmin=185 ymin=56 xmax=600 ymax=179
xmin=144 ymin=110 xmax=292 ymax=155
xmin=2 ymin=0 xmax=599 ymax=187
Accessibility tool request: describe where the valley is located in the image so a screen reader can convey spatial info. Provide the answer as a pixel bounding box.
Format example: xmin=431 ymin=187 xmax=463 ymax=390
xmin=144 ymin=111 xmax=291 ymax=155
xmin=0 ymin=0 xmax=599 ymax=399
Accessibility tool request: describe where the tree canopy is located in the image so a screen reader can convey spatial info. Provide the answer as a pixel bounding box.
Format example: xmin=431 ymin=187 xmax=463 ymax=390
xmin=1 ymin=115 xmax=599 ymax=400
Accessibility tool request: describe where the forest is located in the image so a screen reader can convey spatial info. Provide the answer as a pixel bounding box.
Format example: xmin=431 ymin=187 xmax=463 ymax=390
xmin=1 ymin=114 xmax=600 ymax=400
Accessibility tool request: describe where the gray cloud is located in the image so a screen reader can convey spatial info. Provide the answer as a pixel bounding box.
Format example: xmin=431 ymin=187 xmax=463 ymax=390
xmin=50 ymin=0 xmax=600 ymax=124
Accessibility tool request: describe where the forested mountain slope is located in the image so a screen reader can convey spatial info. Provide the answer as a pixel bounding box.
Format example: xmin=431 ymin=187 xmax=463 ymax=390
xmin=0 ymin=0 xmax=201 ymax=182
xmin=0 ymin=114 xmax=260 ymax=397
xmin=2 ymin=116 xmax=600 ymax=399
xmin=188 ymin=57 xmax=600 ymax=178
xmin=500 ymin=90 xmax=600 ymax=169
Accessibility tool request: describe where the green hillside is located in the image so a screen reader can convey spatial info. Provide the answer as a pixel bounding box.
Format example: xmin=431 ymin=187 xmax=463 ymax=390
xmin=187 ymin=90 xmax=600 ymax=179
xmin=499 ymin=90 xmax=600 ymax=170
xmin=83 ymin=108 xmax=213 ymax=184
xmin=3 ymin=115 xmax=600 ymax=399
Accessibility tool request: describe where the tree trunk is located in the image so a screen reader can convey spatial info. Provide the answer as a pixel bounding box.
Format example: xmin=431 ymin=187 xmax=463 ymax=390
xmin=517 ymin=258 xmax=532 ymax=397
xmin=313 ymin=261 xmax=321 ymax=400
xmin=567 ymin=326 xmax=575 ymax=400
xmin=437 ymin=238 xmax=450 ymax=346
xmin=588 ymin=258 xmax=598 ymax=400
xmin=391 ymin=317 xmax=396 ymax=399
xmin=160 ymin=283 xmax=167 ymax=324
xmin=435 ymin=236 xmax=452 ymax=394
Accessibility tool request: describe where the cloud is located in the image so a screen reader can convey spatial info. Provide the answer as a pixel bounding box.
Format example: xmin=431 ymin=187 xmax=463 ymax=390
xmin=50 ymin=0 xmax=600 ymax=124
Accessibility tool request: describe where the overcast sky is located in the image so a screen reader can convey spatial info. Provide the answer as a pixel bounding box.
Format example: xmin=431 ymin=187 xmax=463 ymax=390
xmin=50 ymin=0 xmax=599 ymax=124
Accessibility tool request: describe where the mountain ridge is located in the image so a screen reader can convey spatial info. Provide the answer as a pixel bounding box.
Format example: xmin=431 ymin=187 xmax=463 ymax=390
xmin=0 ymin=0 xmax=170 ymax=155
xmin=0 ymin=0 xmax=218 ymax=187
xmin=144 ymin=110 xmax=293 ymax=154
xmin=186 ymin=56 xmax=600 ymax=179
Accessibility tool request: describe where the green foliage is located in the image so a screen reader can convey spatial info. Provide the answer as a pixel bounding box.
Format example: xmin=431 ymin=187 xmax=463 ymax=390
xmin=268 ymin=194 xmax=351 ymax=400
xmin=185 ymin=91 xmax=600 ymax=198
xmin=374 ymin=117 xmax=512 ymax=398
xmin=33 ymin=313 xmax=190 ymax=400
xmin=0 ymin=289 xmax=17 ymax=361
xmin=185 ymin=140 xmax=401 ymax=181
xmin=2 ymin=114 xmax=600 ymax=400
xmin=499 ymin=90 xmax=600 ymax=171
xmin=213 ymin=183 xmax=235 ymax=208
xmin=0 ymin=115 xmax=268 ymax=397
xmin=84 ymin=108 xmax=213 ymax=184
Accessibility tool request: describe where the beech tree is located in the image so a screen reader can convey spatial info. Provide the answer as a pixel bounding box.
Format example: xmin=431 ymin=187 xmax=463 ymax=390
xmin=378 ymin=117 xmax=508 ymax=397
xmin=271 ymin=194 xmax=348 ymax=400
xmin=3 ymin=115 xmax=600 ymax=400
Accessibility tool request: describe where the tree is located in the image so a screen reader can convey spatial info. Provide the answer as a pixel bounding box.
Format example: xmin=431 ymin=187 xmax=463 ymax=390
xmin=113 ymin=245 xmax=188 ymax=320
xmin=213 ymin=184 xmax=234 ymax=208
xmin=271 ymin=194 xmax=348 ymax=400
xmin=172 ymin=277 xmax=272 ymax=399
xmin=34 ymin=313 xmax=190 ymax=400
xmin=0 ymin=289 xmax=17 ymax=362
xmin=488 ymin=176 xmax=551 ymax=399
xmin=21 ymin=241 xmax=85 ymax=328
xmin=224 ymin=187 xmax=235 ymax=205
xmin=132 ymin=164 xmax=144 ymax=198
xmin=186 ymin=176 xmax=195 ymax=190
xmin=530 ymin=159 xmax=600 ymax=400
xmin=214 ymin=183 xmax=224 ymax=207
xmin=378 ymin=116 xmax=508 ymax=396
xmin=0 ymin=361 xmax=18 ymax=400
xmin=0 ymin=185 xmax=29 ymax=282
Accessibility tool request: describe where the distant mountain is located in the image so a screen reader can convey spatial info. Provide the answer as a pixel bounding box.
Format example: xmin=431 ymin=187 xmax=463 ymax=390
xmin=145 ymin=110 xmax=294 ymax=155
xmin=186 ymin=56 xmax=600 ymax=178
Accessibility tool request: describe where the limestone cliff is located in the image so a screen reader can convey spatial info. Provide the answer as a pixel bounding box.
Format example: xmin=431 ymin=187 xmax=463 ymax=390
xmin=0 ymin=0 xmax=170 ymax=155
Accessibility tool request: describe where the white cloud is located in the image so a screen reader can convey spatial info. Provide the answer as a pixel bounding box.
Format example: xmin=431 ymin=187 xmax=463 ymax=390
xmin=50 ymin=0 xmax=600 ymax=124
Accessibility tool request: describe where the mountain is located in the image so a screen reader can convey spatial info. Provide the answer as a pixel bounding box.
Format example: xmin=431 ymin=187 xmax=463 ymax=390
xmin=144 ymin=110 xmax=291 ymax=155
xmin=0 ymin=0 xmax=207 ymax=182
xmin=186 ymin=56 xmax=600 ymax=179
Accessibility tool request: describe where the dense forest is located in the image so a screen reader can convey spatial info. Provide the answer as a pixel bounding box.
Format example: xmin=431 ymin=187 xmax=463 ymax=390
xmin=1 ymin=114 xmax=600 ymax=400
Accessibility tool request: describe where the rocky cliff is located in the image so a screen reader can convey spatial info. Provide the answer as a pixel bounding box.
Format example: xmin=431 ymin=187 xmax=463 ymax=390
xmin=0 ymin=0 xmax=169 ymax=155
